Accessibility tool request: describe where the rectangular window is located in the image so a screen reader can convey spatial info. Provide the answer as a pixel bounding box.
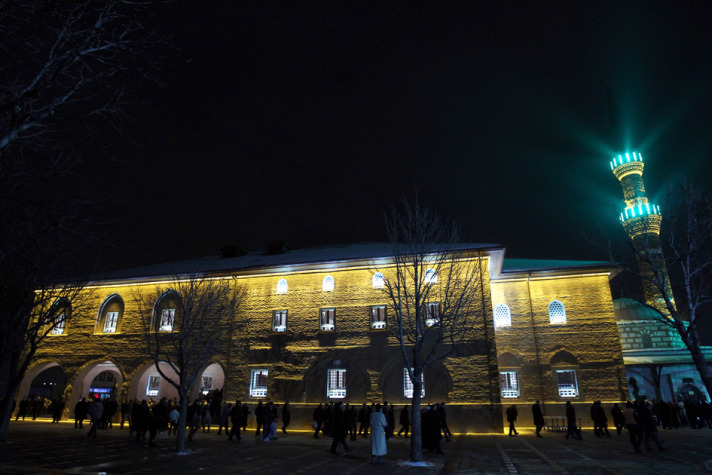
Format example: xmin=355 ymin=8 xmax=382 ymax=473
xmin=104 ymin=312 xmax=119 ymax=333
xmin=147 ymin=375 xmax=160 ymax=396
xmin=327 ymin=368 xmax=346 ymax=399
xmin=250 ymin=369 xmax=268 ymax=398
xmin=320 ymin=308 xmax=335 ymax=331
xmin=51 ymin=314 xmax=66 ymax=335
xmin=201 ymin=375 xmax=213 ymax=395
xmin=499 ymin=371 xmax=520 ymax=398
xmin=425 ymin=302 xmax=440 ymax=327
xmin=403 ymin=368 xmax=425 ymax=399
xmin=556 ymin=370 xmax=579 ymax=398
xmin=273 ymin=310 xmax=287 ymax=332
xmin=371 ymin=305 xmax=387 ymax=329
xmin=159 ymin=308 xmax=175 ymax=332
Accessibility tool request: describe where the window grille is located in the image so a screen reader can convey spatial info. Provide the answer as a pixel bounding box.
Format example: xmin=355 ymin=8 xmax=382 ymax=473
xmin=323 ymin=275 xmax=334 ymax=292
xmin=372 ymin=272 xmax=385 ymax=289
xmin=403 ymin=368 xmax=425 ymax=398
xmin=250 ymin=369 xmax=268 ymax=398
xmin=320 ymin=308 xmax=335 ymax=331
xmin=159 ymin=308 xmax=175 ymax=332
xmin=424 ymin=268 xmax=437 ymax=284
xmin=556 ymin=370 xmax=578 ymax=397
xmin=425 ymin=302 xmax=440 ymax=327
xmin=549 ymin=300 xmax=566 ymax=324
xmin=494 ymin=304 xmax=511 ymax=328
xmin=327 ymin=369 xmax=346 ymax=398
xmin=104 ymin=311 xmax=119 ymax=333
xmin=276 ymin=278 xmax=288 ymax=294
xmin=273 ymin=310 xmax=287 ymax=332
xmin=147 ymin=375 xmax=160 ymax=396
xmin=371 ymin=305 xmax=387 ymax=329
xmin=51 ymin=314 xmax=66 ymax=335
xmin=499 ymin=371 xmax=519 ymax=398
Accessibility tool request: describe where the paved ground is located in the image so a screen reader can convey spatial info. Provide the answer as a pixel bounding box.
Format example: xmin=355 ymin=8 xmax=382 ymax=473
xmin=1 ymin=420 xmax=712 ymax=474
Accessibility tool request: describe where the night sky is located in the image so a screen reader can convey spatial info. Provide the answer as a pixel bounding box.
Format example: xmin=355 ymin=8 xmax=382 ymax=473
xmin=84 ymin=1 xmax=712 ymax=272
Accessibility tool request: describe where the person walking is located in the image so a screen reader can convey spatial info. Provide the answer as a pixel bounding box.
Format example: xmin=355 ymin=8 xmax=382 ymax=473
xmin=228 ymin=401 xmax=242 ymax=442
xmin=74 ymin=397 xmax=88 ymax=428
xmin=87 ymin=398 xmax=104 ymax=438
xmin=397 ymin=405 xmax=410 ymax=438
xmin=438 ymin=403 xmax=453 ymax=441
xmin=565 ymin=401 xmax=581 ymax=440
xmin=369 ymin=403 xmax=388 ymax=464
xmin=218 ymin=403 xmax=231 ymax=435
xmin=330 ymin=402 xmax=350 ymax=455
xmin=313 ymin=403 xmax=324 ymax=439
xmin=611 ymin=403 xmax=625 ymax=434
xmin=281 ymin=401 xmax=291 ymax=434
xmin=358 ymin=403 xmax=369 ymax=438
xmin=506 ymin=404 xmax=519 ymax=436
xmin=532 ymin=400 xmax=545 ymax=437
xmin=639 ymin=401 xmax=666 ymax=452
xmin=254 ymin=401 xmax=265 ymax=438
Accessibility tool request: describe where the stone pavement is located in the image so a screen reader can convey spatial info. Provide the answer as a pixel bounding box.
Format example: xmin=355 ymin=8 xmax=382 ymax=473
xmin=1 ymin=420 xmax=712 ymax=474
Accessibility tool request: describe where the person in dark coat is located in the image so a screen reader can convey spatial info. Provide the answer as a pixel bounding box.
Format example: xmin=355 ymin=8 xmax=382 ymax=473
xmin=611 ymin=403 xmax=625 ymax=434
xmin=133 ymin=400 xmax=151 ymax=441
xmin=330 ymin=402 xmax=350 ymax=455
xmin=313 ymin=403 xmax=324 ymax=438
xmin=228 ymin=401 xmax=241 ymax=441
xmin=218 ymin=403 xmax=231 ymax=435
xmin=398 ymin=405 xmax=410 ymax=438
xmin=438 ymin=403 xmax=453 ymax=441
xmin=592 ymin=401 xmax=611 ymax=437
xmin=623 ymin=400 xmax=642 ymax=452
xmin=16 ymin=398 xmax=29 ymax=421
xmin=532 ymin=400 xmax=545 ymax=437
xmin=422 ymin=405 xmax=443 ymax=454
xmin=386 ymin=403 xmax=396 ymax=440
xmin=51 ymin=398 xmax=65 ymax=423
xmin=240 ymin=403 xmax=249 ymax=431
xmin=358 ymin=403 xmax=369 ymax=438
xmin=565 ymin=401 xmax=581 ymax=440
xmin=281 ymin=401 xmax=291 ymax=433
xmin=254 ymin=401 xmax=265 ymax=438
xmin=506 ymin=404 xmax=518 ymax=436
xmin=639 ymin=401 xmax=665 ymax=452
xmin=74 ymin=397 xmax=88 ymax=428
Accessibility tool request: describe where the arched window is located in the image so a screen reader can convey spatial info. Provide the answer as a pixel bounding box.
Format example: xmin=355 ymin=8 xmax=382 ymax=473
xmin=372 ymin=272 xmax=385 ymax=289
xmin=549 ymin=300 xmax=566 ymax=324
xmin=153 ymin=290 xmax=180 ymax=332
xmin=49 ymin=298 xmax=71 ymax=335
xmin=424 ymin=268 xmax=437 ymax=284
xmin=276 ymin=278 xmax=288 ymax=295
xmin=641 ymin=331 xmax=653 ymax=349
xmin=494 ymin=303 xmax=511 ymax=328
xmin=96 ymin=294 xmax=124 ymax=334
xmin=323 ymin=275 xmax=334 ymax=292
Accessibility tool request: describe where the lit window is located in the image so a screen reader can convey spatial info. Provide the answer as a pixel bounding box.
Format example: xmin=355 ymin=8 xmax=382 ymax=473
xmin=323 ymin=275 xmax=334 ymax=292
xmin=499 ymin=372 xmax=519 ymax=398
xmin=425 ymin=302 xmax=440 ymax=327
xmin=104 ymin=311 xmax=119 ymax=333
xmin=273 ymin=310 xmax=287 ymax=332
xmin=320 ymin=308 xmax=335 ymax=331
xmin=276 ymin=279 xmax=288 ymax=295
xmin=201 ymin=376 xmax=213 ymax=395
xmin=494 ymin=304 xmax=511 ymax=328
xmin=327 ymin=369 xmax=346 ymax=398
xmin=556 ymin=370 xmax=578 ymax=397
xmin=147 ymin=375 xmax=160 ymax=396
xmin=549 ymin=300 xmax=566 ymax=324
xmin=51 ymin=314 xmax=66 ymax=335
xmin=159 ymin=308 xmax=175 ymax=332
xmin=250 ymin=369 xmax=268 ymax=398
xmin=372 ymin=272 xmax=385 ymax=289
xmin=371 ymin=305 xmax=387 ymax=329
xmin=403 ymin=368 xmax=425 ymax=399
xmin=424 ymin=268 xmax=437 ymax=284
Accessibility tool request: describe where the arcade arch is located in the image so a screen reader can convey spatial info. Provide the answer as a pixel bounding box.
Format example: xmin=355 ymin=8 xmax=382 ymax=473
xmin=68 ymin=361 xmax=124 ymax=415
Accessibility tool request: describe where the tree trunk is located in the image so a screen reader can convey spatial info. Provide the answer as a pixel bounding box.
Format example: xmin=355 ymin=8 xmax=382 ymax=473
xmin=685 ymin=337 xmax=712 ymax=400
xmin=409 ymin=388 xmax=423 ymax=462
xmin=0 ymin=368 xmax=22 ymax=442
xmin=175 ymin=389 xmax=189 ymax=453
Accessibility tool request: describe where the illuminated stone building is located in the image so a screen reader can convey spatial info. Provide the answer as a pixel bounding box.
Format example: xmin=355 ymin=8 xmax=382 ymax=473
xmin=609 ymin=151 xmax=712 ymax=402
xmin=19 ymin=243 xmax=628 ymax=432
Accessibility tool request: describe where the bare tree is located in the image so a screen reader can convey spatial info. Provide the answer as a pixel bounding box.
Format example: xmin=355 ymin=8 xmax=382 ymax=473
xmin=0 ymin=276 xmax=93 ymax=441
xmin=0 ymin=0 xmax=165 ymax=159
xmin=611 ymin=179 xmax=712 ymax=398
xmin=134 ymin=276 xmax=245 ymax=454
xmin=377 ymin=197 xmax=487 ymax=463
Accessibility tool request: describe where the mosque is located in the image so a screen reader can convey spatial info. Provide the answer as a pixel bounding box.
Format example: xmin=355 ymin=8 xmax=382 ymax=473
xmin=16 ymin=150 xmax=710 ymax=432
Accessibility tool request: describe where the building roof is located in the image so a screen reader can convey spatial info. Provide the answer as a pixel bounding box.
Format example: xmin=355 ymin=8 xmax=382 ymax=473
xmin=501 ymin=259 xmax=611 ymax=272
xmin=91 ymin=242 xmax=501 ymax=284
xmin=613 ymin=298 xmax=664 ymax=322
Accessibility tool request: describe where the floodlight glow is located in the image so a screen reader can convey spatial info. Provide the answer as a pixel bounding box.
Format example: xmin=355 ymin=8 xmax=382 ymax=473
xmin=626 ymin=153 xmax=630 ymax=162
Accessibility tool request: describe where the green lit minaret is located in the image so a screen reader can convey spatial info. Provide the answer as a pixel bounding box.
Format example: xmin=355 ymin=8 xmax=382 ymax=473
xmin=610 ymin=152 xmax=674 ymax=316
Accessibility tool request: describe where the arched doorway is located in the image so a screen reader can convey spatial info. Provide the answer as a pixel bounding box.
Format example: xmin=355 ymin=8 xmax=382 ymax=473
xmin=16 ymin=363 xmax=67 ymax=418
xmin=68 ymin=361 xmax=124 ymax=415
xmin=192 ymin=362 xmax=225 ymax=397
xmin=131 ymin=361 xmax=180 ymax=403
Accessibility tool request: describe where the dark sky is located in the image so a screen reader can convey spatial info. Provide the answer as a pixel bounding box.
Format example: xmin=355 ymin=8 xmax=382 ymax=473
xmin=86 ymin=1 xmax=712 ymax=271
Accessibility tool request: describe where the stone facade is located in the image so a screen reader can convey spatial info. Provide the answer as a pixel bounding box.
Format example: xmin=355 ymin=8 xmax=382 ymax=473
xmin=21 ymin=244 xmax=629 ymax=432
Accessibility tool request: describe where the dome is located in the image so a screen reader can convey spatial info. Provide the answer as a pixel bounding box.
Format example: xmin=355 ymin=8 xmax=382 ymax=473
xmin=613 ymin=298 xmax=663 ymax=322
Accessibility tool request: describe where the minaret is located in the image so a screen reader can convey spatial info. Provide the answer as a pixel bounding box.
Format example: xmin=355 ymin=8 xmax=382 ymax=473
xmin=610 ymin=152 xmax=673 ymax=316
